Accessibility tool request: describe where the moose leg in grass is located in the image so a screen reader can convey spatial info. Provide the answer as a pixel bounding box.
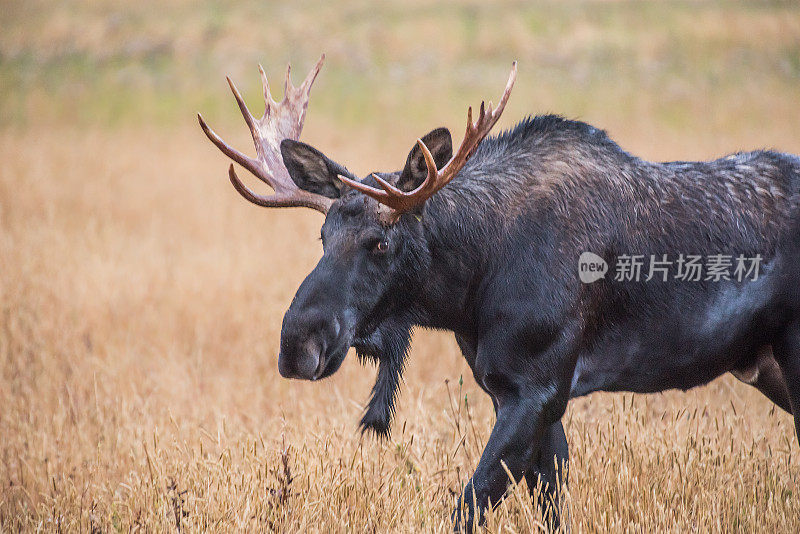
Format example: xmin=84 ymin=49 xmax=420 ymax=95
xmin=201 ymin=56 xmax=800 ymax=532
xmin=774 ymin=322 xmax=800 ymax=443
xmin=455 ymin=333 xmax=568 ymax=529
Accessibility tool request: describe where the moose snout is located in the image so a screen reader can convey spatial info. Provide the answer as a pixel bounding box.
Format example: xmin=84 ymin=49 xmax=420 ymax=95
xmin=279 ymin=308 xmax=342 ymax=380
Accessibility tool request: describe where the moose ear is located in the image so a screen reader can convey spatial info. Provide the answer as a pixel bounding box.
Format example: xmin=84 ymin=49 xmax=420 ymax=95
xmin=397 ymin=127 xmax=453 ymax=191
xmin=280 ymin=140 xmax=353 ymax=199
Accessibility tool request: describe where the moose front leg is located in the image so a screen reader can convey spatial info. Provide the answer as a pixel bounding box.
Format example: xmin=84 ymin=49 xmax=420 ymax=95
xmin=453 ymin=325 xmax=576 ymax=532
xmin=455 ymin=333 xmax=568 ymax=527
xmin=453 ymin=392 xmax=563 ymax=531
xmin=525 ymin=420 xmax=568 ymax=529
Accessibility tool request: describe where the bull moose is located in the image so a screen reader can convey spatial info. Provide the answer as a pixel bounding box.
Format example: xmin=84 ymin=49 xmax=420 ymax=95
xmin=199 ymin=56 xmax=800 ymax=530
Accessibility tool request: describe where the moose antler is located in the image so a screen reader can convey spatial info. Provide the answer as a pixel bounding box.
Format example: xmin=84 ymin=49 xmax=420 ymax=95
xmin=198 ymin=54 xmax=333 ymax=213
xmin=338 ymin=62 xmax=517 ymax=223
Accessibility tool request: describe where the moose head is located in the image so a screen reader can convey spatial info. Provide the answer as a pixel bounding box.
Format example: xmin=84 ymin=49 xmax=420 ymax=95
xmin=198 ymin=55 xmax=515 ymax=426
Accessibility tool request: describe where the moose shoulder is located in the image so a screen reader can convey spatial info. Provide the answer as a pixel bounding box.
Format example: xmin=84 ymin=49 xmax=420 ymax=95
xmin=200 ymin=58 xmax=800 ymax=531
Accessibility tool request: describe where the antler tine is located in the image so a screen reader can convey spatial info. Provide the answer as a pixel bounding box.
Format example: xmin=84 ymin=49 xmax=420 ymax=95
xmin=258 ymin=64 xmax=277 ymax=116
xmin=412 ymin=138 xmax=440 ymax=196
xmin=338 ymin=61 xmax=518 ymax=223
xmin=226 ymin=76 xmax=257 ymax=136
xmin=339 ymin=174 xmax=390 ymax=202
xmin=373 ymin=172 xmax=409 ymax=197
xmin=338 ymin=172 xmax=410 ymax=209
xmin=299 ymin=54 xmax=325 ymax=95
xmin=227 ymin=164 xmax=332 ymax=213
xmin=228 ymin=164 xmax=276 ymax=207
xmin=197 ymin=113 xmax=265 ymax=183
xmin=487 ymin=61 xmax=516 ymax=126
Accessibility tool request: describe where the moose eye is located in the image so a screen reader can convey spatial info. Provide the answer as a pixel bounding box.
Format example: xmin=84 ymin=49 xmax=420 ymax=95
xmin=373 ymin=239 xmax=389 ymax=254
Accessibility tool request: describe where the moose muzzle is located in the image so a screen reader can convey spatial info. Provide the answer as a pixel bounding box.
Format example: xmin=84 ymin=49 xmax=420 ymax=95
xmin=278 ymin=261 xmax=353 ymax=381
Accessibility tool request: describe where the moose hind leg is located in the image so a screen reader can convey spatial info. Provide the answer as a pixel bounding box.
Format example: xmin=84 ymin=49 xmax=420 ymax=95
xmin=731 ymin=347 xmax=793 ymax=414
xmin=773 ymin=321 xmax=800 ymax=444
xmin=524 ymin=420 xmax=568 ymax=530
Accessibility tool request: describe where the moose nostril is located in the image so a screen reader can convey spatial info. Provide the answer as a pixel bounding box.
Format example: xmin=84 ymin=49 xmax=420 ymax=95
xmin=295 ymin=354 xmax=319 ymax=380
xmin=302 ymin=337 xmax=325 ymax=376
xmin=279 ymin=337 xmax=324 ymax=380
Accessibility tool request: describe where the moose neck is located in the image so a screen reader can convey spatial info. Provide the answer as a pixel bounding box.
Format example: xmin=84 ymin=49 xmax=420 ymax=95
xmin=409 ymin=188 xmax=500 ymax=336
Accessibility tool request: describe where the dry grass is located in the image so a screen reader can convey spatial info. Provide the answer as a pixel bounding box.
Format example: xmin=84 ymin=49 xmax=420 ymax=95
xmin=2 ymin=124 xmax=799 ymax=533
xmin=2 ymin=1 xmax=800 ymax=532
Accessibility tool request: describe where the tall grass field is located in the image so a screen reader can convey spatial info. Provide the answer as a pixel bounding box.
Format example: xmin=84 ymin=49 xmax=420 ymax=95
xmin=2 ymin=1 xmax=799 ymax=531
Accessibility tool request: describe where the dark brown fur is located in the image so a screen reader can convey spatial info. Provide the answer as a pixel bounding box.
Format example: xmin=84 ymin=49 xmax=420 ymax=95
xmin=277 ymin=114 xmax=800 ymax=530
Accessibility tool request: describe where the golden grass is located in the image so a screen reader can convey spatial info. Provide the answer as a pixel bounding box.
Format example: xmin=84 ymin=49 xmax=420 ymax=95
xmin=1 ymin=122 xmax=798 ymax=532
xmin=3 ymin=0 xmax=800 ymax=532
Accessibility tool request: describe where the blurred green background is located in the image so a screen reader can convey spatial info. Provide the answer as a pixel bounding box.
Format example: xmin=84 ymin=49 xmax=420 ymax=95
xmin=2 ymin=0 xmax=799 ymax=158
